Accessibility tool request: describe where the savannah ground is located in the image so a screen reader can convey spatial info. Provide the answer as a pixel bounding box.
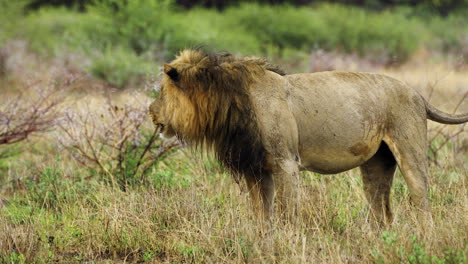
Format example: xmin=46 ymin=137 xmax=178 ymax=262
xmin=0 ymin=1 xmax=467 ymax=263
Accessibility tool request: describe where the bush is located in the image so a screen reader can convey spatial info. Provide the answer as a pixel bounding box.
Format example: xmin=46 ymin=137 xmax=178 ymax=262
xmin=0 ymin=83 xmax=64 ymax=146
xmin=227 ymin=3 xmax=424 ymax=61
xmin=426 ymin=14 xmax=468 ymax=55
xmin=56 ymin=96 xmax=179 ymax=191
xmin=87 ymin=0 xmax=173 ymax=54
xmin=0 ymin=1 xmax=30 ymax=44
xmin=88 ymin=46 xmax=153 ymax=88
xmin=160 ymin=9 xmax=262 ymax=56
xmin=18 ymin=8 xmax=109 ymax=55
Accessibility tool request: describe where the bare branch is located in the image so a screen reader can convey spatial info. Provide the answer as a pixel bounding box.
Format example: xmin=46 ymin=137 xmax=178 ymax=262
xmin=56 ymin=95 xmax=179 ymax=190
xmin=428 ymin=94 xmax=467 ymax=166
xmin=0 ymin=82 xmax=65 ymax=147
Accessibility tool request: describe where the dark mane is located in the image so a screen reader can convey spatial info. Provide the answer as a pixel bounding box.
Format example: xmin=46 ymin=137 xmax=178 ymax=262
xmin=165 ymin=50 xmax=283 ymax=182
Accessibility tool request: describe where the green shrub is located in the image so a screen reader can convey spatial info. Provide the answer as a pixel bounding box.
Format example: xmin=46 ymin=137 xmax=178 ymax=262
xmin=227 ymin=3 xmax=424 ymax=61
xmin=88 ymin=46 xmax=153 ymax=88
xmin=87 ymin=0 xmax=174 ymax=54
xmin=0 ymin=1 xmax=30 ymax=44
xmin=226 ymin=4 xmax=327 ymax=52
xmin=426 ymin=14 xmax=468 ymax=54
xmin=18 ymin=8 xmax=110 ymax=55
xmin=87 ymin=1 xmax=261 ymax=57
xmin=160 ymin=9 xmax=262 ymax=56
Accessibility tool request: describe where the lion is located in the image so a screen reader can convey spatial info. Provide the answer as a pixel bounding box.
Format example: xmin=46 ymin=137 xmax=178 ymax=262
xmin=150 ymin=49 xmax=468 ymax=225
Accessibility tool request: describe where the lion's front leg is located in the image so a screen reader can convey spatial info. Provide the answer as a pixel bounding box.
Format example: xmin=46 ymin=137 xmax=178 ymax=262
xmin=270 ymin=158 xmax=301 ymax=223
xmin=245 ymin=174 xmax=275 ymax=221
xmin=245 ymin=158 xmax=300 ymax=225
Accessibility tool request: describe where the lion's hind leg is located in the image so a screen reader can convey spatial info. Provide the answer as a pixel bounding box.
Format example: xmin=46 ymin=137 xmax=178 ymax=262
xmin=383 ymin=119 xmax=433 ymax=227
xmin=359 ymin=142 xmax=397 ymax=227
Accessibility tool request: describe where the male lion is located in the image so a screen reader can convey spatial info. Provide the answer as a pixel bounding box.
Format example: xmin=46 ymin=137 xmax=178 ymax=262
xmin=150 ymin=50 xmax=468 ymax=225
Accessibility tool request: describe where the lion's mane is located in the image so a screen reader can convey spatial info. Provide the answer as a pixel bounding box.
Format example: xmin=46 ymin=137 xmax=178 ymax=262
xmin=161 ymin=50 xmax=285 ymax=181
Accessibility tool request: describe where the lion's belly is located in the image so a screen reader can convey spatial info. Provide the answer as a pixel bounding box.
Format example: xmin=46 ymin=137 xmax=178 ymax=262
xmin=296 ymin=114 xmax=384 ymax=173
xmin=296 ymin=107 xmax=385 ymax=173
xmin=299 ymin=142 xmax=381 ymax=174
xmin=287 ymin=72 xmax=389 ymax=174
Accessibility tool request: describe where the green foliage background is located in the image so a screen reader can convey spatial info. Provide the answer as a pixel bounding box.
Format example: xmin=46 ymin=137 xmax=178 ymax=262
xmin=1 ymin=0 xmax=467 ymax=87
xmin=25 ymin=0 xmax=468 ymax=15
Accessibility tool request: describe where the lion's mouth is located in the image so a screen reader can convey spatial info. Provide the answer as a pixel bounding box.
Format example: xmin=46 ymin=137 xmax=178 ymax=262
xmin=156 ymin=123 xmax=176 ymax=139
xmin=155 ymin=123 xmax=165 ymax=130
xmin=154 ymin=123 xmax=165 ymax=135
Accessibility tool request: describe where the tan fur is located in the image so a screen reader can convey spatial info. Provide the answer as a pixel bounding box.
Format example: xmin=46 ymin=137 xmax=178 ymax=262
xmin=150 ymin=50 xmax=467 ymax=226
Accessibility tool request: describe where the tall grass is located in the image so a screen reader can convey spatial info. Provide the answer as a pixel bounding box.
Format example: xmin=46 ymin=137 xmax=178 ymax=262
xmin=1 ymin=137 xmax=466 ymax=262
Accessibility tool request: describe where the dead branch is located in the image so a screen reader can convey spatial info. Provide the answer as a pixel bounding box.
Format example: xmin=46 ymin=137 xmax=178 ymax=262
xmin=0 ymin=82 xmax=64 ymax=146
xmin=428 ymin=93 xmax=467 ymax=166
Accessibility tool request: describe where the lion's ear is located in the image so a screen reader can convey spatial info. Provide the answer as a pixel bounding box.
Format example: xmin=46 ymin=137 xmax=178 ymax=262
xmin=164 ymin=64 xmax=180 ymax=81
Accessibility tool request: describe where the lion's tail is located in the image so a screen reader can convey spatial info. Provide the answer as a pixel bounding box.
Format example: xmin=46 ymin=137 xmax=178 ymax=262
xmin=425 ymin=98 xmax=468 ymax=125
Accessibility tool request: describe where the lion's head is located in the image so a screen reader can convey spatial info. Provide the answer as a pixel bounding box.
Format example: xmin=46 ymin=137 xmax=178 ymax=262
xmin=150 ymin=49 xmax=285 ymax=179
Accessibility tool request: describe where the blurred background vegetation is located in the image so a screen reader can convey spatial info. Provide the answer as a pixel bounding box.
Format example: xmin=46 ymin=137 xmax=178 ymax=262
xmin=1 ymin=0 xmax=467 ymax=87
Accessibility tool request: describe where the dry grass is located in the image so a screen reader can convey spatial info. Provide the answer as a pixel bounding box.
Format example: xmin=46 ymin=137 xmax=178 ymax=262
xmin=0 ymin=47 xmax=466 ymax=263
xmin=1 ymin=148 xmax=466 ymax=263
